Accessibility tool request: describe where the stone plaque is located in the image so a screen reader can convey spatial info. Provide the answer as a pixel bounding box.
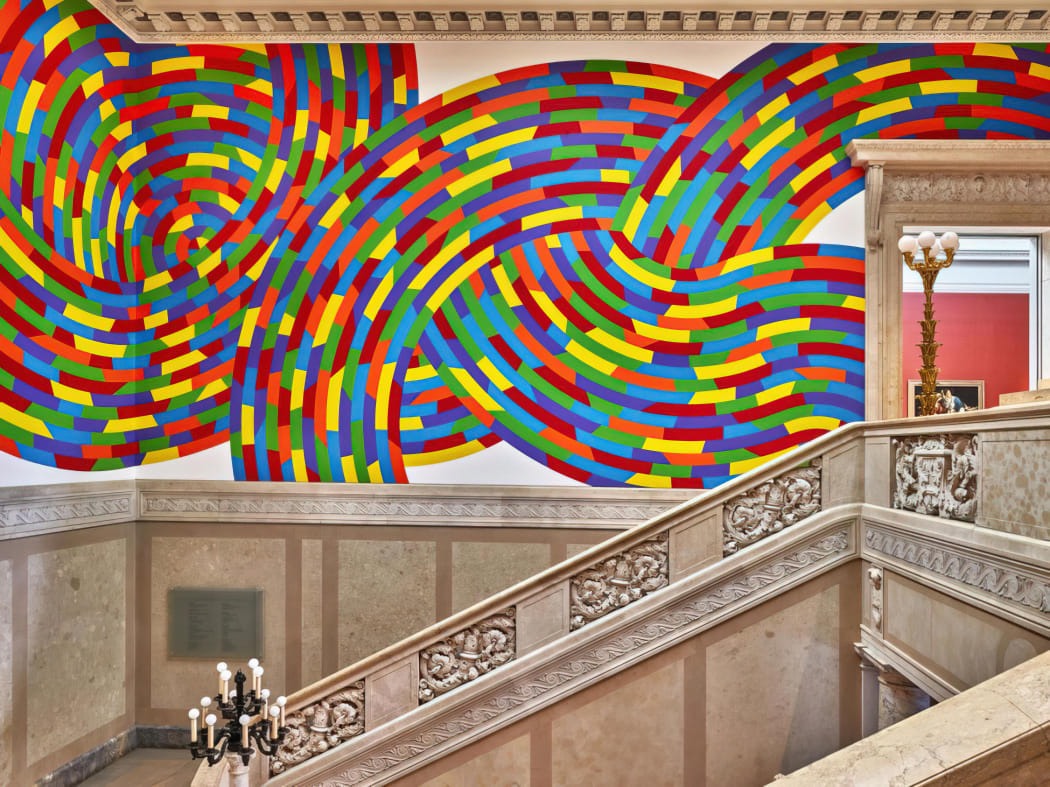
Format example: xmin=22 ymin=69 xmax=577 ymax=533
xmin=169 ymin=588 xmax=263 ymax=659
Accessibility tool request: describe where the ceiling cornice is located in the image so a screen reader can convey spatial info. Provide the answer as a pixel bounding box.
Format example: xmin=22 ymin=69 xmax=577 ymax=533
xmin=89 ymin=2 xmax=1050 ymax=43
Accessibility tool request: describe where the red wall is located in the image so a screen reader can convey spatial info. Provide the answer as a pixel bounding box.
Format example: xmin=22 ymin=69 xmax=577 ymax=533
xmin=901 ymin=292 xmax=1029 ymax=415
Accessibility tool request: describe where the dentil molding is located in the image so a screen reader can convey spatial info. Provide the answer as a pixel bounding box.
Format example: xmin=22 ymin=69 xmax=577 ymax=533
xmin=88 ymin=2 xmax=1050 ymax=43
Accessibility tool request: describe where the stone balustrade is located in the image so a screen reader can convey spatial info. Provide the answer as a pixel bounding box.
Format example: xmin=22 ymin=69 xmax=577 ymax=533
xmin=267 ymin=401 xmax=1050 ymax=782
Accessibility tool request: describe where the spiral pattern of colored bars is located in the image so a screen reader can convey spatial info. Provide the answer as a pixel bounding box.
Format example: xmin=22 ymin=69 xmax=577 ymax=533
xmin=3 ymin=2 xmax=1050 ymax=486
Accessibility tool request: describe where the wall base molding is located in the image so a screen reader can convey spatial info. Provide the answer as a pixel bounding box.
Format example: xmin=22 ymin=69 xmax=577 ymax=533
xmin=35 ymin=726 xmax=190 ymax=787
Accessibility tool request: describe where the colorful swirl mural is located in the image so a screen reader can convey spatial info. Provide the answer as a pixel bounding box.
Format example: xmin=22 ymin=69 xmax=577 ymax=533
xmin=2 ymin=0 xmax=1050 ymax=485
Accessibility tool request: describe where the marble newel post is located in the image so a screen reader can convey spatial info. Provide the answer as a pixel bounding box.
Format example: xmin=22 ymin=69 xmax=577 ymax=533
xmin=878 ymin=669 xmax=932 ymax=730
xmin=227 ymin=753 xmax=252 ymax=787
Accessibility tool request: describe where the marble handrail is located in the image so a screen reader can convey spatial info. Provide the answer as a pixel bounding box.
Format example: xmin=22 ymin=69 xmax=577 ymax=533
xmin=772 ymin=647 xmax=1050 ymax=785
xmin=263 ymin=400 xmax=1050 ymax=781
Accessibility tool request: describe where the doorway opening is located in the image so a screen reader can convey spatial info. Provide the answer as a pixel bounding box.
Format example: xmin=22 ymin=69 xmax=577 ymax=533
xmin=900 ymin=227 xmax=1047 ymax=417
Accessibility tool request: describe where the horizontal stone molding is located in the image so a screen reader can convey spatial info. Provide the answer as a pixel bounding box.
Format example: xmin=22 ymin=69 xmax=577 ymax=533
xmin=0 ymin=482 xmax=135 ymax=540
xmin=137 ymin=482 xmax=689 ymax=529
xmin=87 ymin=1 xmax=1050 ymax=43
xmin=863 ymin=522 xmax=1050 ymax=634
xmin=276 ymin=517 xmax=857 ymax=786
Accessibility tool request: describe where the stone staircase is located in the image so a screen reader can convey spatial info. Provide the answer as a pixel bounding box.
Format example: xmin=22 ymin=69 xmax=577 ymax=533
xmin=251 ymin=402 xmax=1050 ymax=785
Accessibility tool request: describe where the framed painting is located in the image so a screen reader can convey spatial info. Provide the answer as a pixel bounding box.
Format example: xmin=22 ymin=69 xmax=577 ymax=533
xmin=907 ymin=380 xmax=984 ymax=417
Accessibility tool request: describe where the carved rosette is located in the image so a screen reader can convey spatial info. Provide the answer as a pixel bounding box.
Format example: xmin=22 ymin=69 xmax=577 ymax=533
xmin=418 ymin=610 xmax=516 ymax=703
xmin=892 ymin=434 xmax=978 ymax=522
xmin=569 ymin=534 xmax=669 ymax=630
xmin=270 ymin=683 xmax=365 ymax=775
xmin=722 ymin=459 xmax=822 ymax=555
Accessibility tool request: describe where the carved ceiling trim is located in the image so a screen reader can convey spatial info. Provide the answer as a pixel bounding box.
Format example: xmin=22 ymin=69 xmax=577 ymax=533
xmin=89 ymin=2 xmax=1050 ymax=42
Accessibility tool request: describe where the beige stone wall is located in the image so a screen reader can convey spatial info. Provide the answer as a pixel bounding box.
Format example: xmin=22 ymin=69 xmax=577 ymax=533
xmin=0 ymin=524 xmax=135 ymax=786
xmin=882 ymin=570 xmax=1050 ymax=691
xmin=392 ymin=563 xmax=863 ymax=787
xmin=138 ymin=520 xmax=617 ymax=727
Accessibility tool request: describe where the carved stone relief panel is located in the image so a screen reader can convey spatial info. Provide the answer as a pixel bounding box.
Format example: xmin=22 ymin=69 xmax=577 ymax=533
xmin=418 ymin=610 xmax=516 ymax=703
xmin=270 ymin=682 xmax=365 ymax=775
xmin=722 ymin=459 xmax=822 ymax=555
xmin=569 ymin=534 xmax=669 ymax=630
xmin=892 ymin=434 xmax=978 ymax=522
xmin=883 ymin=171 xmax=1050 ymax=205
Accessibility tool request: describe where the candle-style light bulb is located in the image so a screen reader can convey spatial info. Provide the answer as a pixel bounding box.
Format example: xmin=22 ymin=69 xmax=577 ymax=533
xmin=248 ymin=658 xmax=259 ymax=670
xmin=216 ymin=661 xmax=227 ymax=673
xmin=276 ymin=695 xmax=287 ymax=727
xmin=205 ymin=713 xmax=217 ymax=748
xmin=253 ymin=666 xmax=264 ymax=693
xmin=200 ymin=696 xmax=211 ymax=711
xmin=261 ymin=688 xmax=270 ymax=719
xmin=239 ymin=714 xmax=250 ymax=747
xmin=269 ymin=705 xmax=281 ymax=739
xmin=221 ymin=669 xmax=232 ymax=703
xmin=189 ymin=708 xmax=200 ymax=743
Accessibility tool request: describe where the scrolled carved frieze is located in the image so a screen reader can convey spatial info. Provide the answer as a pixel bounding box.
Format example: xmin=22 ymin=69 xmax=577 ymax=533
xmin=569 ymin=534 xmax=668 ymax=630
xmin=270 ymin=683 xmax=365 ymax=775
xmin=722 ymin=459 xmax=822 ymax=555
xmin=418 ymin=610 xmax=516 ymax=703
xmin=883 ymin=171 xmax=1050 ymax=205
xmin=865 ymin=526 xmax=1050 ymax=616
xmin=892 ymin=434 xmax=978 ymax=522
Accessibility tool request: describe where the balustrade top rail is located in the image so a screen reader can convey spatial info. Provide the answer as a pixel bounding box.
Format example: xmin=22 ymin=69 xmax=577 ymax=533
xmin=266 ymin=400 xmax=1050 ymax=779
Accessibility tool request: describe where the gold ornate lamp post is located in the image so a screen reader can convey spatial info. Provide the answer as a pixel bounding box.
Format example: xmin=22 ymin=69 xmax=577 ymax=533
xmin=898 ymin=230 xmax=959 ymax=416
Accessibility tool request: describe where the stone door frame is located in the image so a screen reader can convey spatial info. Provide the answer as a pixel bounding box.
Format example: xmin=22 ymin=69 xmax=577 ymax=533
xmin=846 ymin=140 xmax=1050 ymax=421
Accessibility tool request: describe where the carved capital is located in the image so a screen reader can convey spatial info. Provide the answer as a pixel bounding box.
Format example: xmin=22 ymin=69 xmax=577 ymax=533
xmin=271 ymin=684 xmax=365 ymax=775
xmin=419 ymin=610 xmax=516 ymax=703
xmin=569 ymin=534 xmax=669 ymax=630
xmin=722 ymin=459 xmax=822 ymax=555
xmin=892 ymin=434 xmax=978 ymax=522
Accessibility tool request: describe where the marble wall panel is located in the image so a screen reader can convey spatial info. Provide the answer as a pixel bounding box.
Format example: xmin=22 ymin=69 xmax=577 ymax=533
xmin=551 ymin=661 xmax=684 ymax=786
xmin=885 ymin=573 xmax=1049 ymax=690
xmin=865 ymin=437 xmax=891 ymax=507
xmin=981 ymin=438 xmax=1050 ymax=540
xmin=0 ymin=560 xmax=10 ymax=785
xmin=826 ymin=441 xmax=864 ymax=509
xmin=451 ymin=542 xmax=550 ymax=613
xmin=150 ymin=537 xmax=286 ymax=710
xmin=338 ymin=540 xmax=436 ymax=666
xmin=301 ymin=539 xmax=323 ymax=688
xmin=27 ymin=539 xmax=126 ymax=764
xmin=706 ymin=585 xmax=842 ymax=786
xmin=419 ymin=733 xmax=530 ymax=787
xmin=669 ymin=510 xmax=720 ymax=582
